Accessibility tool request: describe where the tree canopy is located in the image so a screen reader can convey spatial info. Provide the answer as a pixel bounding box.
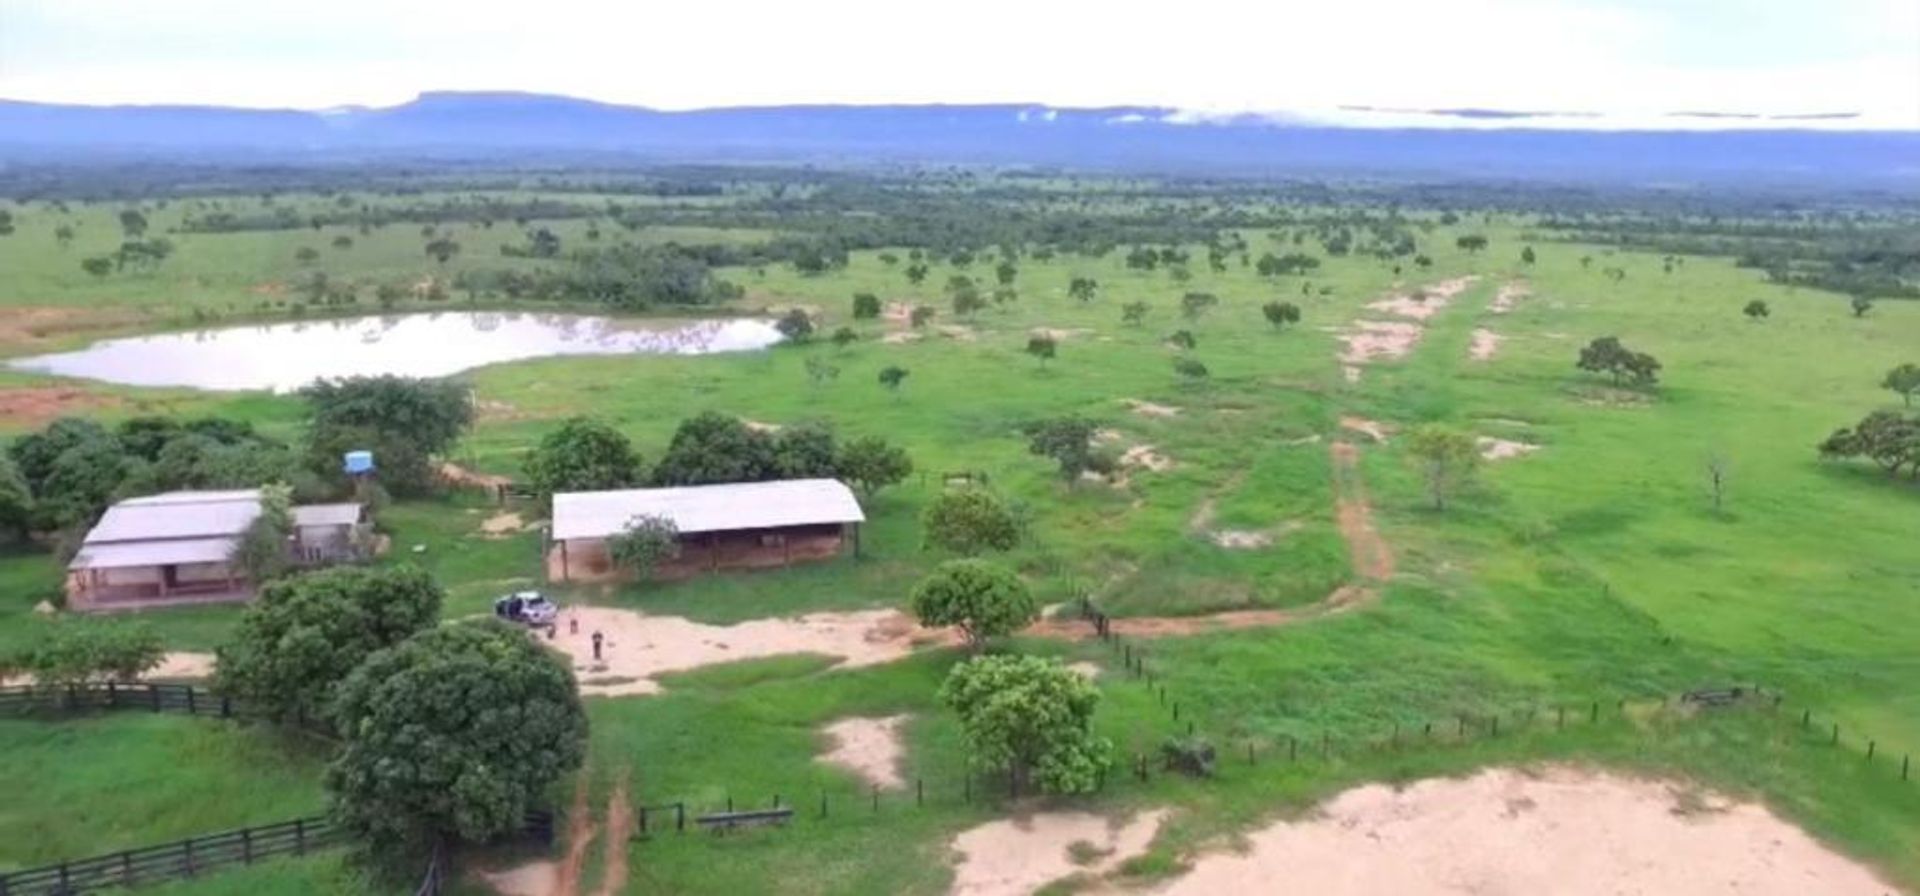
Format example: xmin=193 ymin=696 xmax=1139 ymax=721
xmin=523 ymin=417 xmax=644 ymax=500
xmin=1576 ymin=336 xmax=1662 ymax=388
xmin=651 ymin=412 xmax=777 ymax=486
xmin=922 ymin=488 xmax=1020 ymax=555
xmin=608 ymin=514 xmax=681 ymax=579
xmin=6 ymin=618 xmax=162 ymax=689
xmin=326 ymin=620 xmax=586 ymax=857
xmin=940 ymin=654 xmax=1110 ymax=795
xmin=1881 ymin=363 xmax=1920 ymax=407
xmin=1405 ymin=425 xmax=1480 ymax=511
xmin=1024 ymin=416 xmax=1105 ymax=483
xmin=837 ymin=437 xmax=913 ymax=497
xmin=911 ymin=559 xmax=1036 ymax=650
xmin=1820 ymin=410 xmax=1919 ymax=480
xmin=216 ymin=565 xmax=444 ymax=726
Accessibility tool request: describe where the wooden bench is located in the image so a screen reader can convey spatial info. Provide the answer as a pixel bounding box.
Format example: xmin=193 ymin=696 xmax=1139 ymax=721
xmin=694 ymin=808 xmax=793 ymax=834
xmin=1682 ymin=687 xmax=1749 ymax=707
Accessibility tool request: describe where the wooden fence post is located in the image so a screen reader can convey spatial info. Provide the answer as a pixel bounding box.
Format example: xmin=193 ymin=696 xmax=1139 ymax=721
xmin=187 ymin=686 xmax=197 ymax=715
xmin=242 ymin=828 xmax=253 ymax=864
xmin=294 ymin=818 xmax=307 ymax=855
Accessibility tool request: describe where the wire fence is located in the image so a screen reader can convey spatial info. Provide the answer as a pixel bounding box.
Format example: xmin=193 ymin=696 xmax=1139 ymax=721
xmin=0 ymin=816 xmax=340 ymax=896
xmin=0 ymin=682 xmax=250 ymax=720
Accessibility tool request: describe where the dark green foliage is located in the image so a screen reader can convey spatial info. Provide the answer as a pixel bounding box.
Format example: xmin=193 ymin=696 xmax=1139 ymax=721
xmin=1025 ymin=334 xmax=1056 ymax=367
xmin=1882 ymin=363 xmax=1920 ymax=407
xmin=326 ymin=620 xmax=586 ymax=857
xmin=0 ymin=453 xmax=31 ymax=539
xmin=1159 ymin=736 xmax=1216 ymax=777
xmin=769 ymin=423 xmax=840 ymax=479
xmin=1743 ymin=299 xmax=1770 ymax=321
xmin=1851 ymin=294 xmax=1875 ymax=318
xmin=231 ymin=483 xmax=294 ymax=585
xmin=922 ymin=488 xmax=1019 ymax=555
xmin=775 ymin=308 xmax=814 ymax=342
xmin=1179 ymin=291 xmax=1218 ymax=321
xmin=1261 ymin=300 xmax=1302 ymax=330
xmin=831 ymin=326 xmax=858 ymax=348
xmin=1456 ymin=234 xmax=1489 ymax=253
xmin=1068 ymin=277 xmax=1098 ymax=303
xmin=216 ymin=565 xmax=443 ymax=727
xmin=910 ymin=559 xmax=1036 ymax=649
xmin=1173 ymin=356 xmax=1210 ymax=382
xmin=1024 ymin=416 xmax=1100 ymax=482
xmin=1120 ymin=301 xmax=1148 ymax=326
xmin=1819 ymin=411 xmax=1920 ymax=479
xmin=7 ymin=618 xmax=163 ymax=689
xmin=300 ymin=376 xmax=474 ymax=459
xmin=940 ymin=655 xmax=1110 ymax=795
xmin=879 ymin=365 xmax=910 ymax=395
xmin=1577 ymin=336 xmax=1662 ymax=387
xmin=651 ymin=412 xmax=777 ymax=486
xmin=522 ymin=417 xmax=644 ymax=500
xmin=851 ymin=292 xmax=882 ymax=319
xmin=1520 ymin=245 xmax=1537 ymax=265
xmin=1253 ymin=252 xmax=1319 ymax=277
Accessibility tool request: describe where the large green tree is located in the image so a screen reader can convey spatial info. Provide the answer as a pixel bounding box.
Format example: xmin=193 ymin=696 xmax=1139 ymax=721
xmin=836 ymin=437 xmax=913 ymax=497
xmin=1881 ymin=363 xmax=1920 ymax=407
xmin=216 ymin=565 xmax=444 ymax=727
xmin=1576 ymin=336 xmax=1661 ymax=387
xmin=1405 ymin=425 xmax=1480 ymax=511
xmin=522 ymin=417 xmax=644 ymax=500
xmin=1819 ymin=410 xmax=1920 ymax=479
xmin=300 ymin=376 xmax=474 ymax=459
xmin=9 ymin=619 xmax=163 ymax=689
xmin=922 ymin=488 xmax=1020 ymax=555
xmin=326 ymin=620 xmax=586 ymax=857
xmin=910 ymin=560 xmax=1037 ymax=650
xmin=651 ymin=412 xmax=776 ymax=485
xmin=940 ymin=655 xmax=1110 ymax=795
xmin=1024 ymin=417 xmax=1103 ymax=483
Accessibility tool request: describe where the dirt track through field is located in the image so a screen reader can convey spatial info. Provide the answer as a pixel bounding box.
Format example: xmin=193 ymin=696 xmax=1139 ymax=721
xmin=593 ymin=772 xmax=633 ymax=896
xmin=552 ymin=767 xmax=597 ymax=896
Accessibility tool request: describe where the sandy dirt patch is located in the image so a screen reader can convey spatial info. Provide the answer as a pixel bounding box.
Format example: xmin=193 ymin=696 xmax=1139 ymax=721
xmin=479 ymin=861 xmax=557 ymax=896
xmin=0 ymin=387 xmax=119 ymax=426
xmin=1148 ymin=766 xmax=1898 ymax=896
xmin=1067 ymin=661 xmax=1101 ymax=679
xmin=740 ymin=418 xmax=784 ymax=433
xmin=819 ymin=714 xmax=911 ymax=790
xmin=950 ymin=809 xmax=1168 ymax=896
xmin=0 ymin=306 xmax=147 ymax=347
xmin=1477 ymin=437 xmax=1540 ymax=461
xmin=545 ymin=606 xmax=940 ymax=697
xmin=1331 ymin=441 xmax=1393 ymax=582
xmin=6 ymin=650 xmax=219 ymax=688
xmin=937 ymin=324 xmax=978 ymax=342
xmin=882 ymin=331 xmax=923 ymax=344
xmin=593 ymin=772 xmax=632 ymax=896
xmin=1207 ymin=521 xmax=1303 ymax=550
xmin=1122 ymin=399 xmax=1181 ymax=417
xmin=1338 ymin=416 xmax=1391 ymax=443
xmin=1118 ymin=445 xmax=1174 ymax=473
xmin=481 ymin=512 xmax=528 ymax=536
xmin=1489 ymin=281 xmax=1531 ymax=314
xmin=440 ymin=461 xmax=513 ymax=490
xmin=1363 ymin=276 xmax=1478 ymax=321
xmin=1030 ymin=327 xmax=1093 ymax=341
xmin=1468 ymin=328 xmax=1502 ymax=361
xmin=1337 ymin=319 xmax=1424 ymax=366
xmin=475 ymin=399 xmax=529 ymax=423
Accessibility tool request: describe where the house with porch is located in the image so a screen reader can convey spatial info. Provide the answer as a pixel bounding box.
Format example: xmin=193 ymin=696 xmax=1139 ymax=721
xmin=546 ymin=478 xmax=865 ymax=583
xmin=66 ymin=490 xmax=369 ymax=611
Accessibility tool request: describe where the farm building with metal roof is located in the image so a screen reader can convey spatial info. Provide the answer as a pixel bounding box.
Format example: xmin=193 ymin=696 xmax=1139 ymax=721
xmin=547 ymin=478 xmax=866 ymax=582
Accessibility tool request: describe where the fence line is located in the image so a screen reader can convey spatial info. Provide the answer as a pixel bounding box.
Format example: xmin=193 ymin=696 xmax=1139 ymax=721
xmin=0 ymin=816 xmax=339 ymax=896
xmin=0 ymin=682 xmax=249 ymax=721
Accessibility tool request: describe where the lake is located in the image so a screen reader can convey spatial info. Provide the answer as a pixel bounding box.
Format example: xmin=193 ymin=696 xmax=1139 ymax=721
xmin=7 ymin=312 xmax=784 ymax=391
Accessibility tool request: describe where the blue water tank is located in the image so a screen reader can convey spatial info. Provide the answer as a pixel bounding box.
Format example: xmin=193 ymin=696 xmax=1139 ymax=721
xmin=343 ymin=450 xmax=375 ymax=475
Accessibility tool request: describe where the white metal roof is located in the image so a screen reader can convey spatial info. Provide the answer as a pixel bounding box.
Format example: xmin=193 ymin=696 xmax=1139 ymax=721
xmin=69 ymin=537 xmax=239 ymax=570
xmin=85 ymin=491 xmax=263 ymax=544
xmin=551 ymin=478 xmax=865 ymax=541
xmin=293 ymin=503 xmax=363 ymax=528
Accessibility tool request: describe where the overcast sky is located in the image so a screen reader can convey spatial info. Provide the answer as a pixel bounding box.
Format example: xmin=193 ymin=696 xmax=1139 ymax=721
xmin=2 ymin=0 xmax=1915 ymax=128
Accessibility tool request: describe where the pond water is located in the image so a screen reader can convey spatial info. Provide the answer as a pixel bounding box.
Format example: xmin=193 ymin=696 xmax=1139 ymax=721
xmin=8 ymin=312 xmax=783 ymax=391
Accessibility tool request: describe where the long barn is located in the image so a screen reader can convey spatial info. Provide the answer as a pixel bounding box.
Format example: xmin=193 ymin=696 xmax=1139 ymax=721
xmin=546 ymin=478 xmax=866 ymax=583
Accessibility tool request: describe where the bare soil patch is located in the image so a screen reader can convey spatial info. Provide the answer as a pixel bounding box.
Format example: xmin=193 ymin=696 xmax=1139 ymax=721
xmin=1489 ymin=281 xmax=1531 ymax=314
xmin=1363 ymin=276 xmax=1478 ymax=321
xmin=1118 ymin=445 xmax=1174 ymax=473
xmin=1149 ymin=766 xmax=1898 ymax=896
xmin=1030 ymin=327 xmax=1093 ymax=342
xmin=1067 ymin=661 xmax=1101 ymax=679
xmin=440 ymin=461 xmax=513 ymax=490
xmin=475 ymin=399 xmax=529 ymax=423
xmin=819 ymin=714 xmax=911 ymax=790
xmin=1339 ymin=416 xmax=1391 ymax=444
xmin=0 ymin=386 xmax=119 ymax=426
xmin=543 ymin=606 xmax=940 ymax=697
xmin=949 ymin=809 xmax=1168 ymax=896
xmin=481 ymin=512 xmax=528 ymax=537
xmin=740 ymin=418 xmax=784 ymax=433
xmin=882 ymin=331 xmax=923 ymax=344
xmin=1468 ymin=328 xmax=1501 ymax=361
xmin=936 ymin=324 xmax=978 ymax=342
xmin=478 ymin=860 xmax=557 ymax=896
xmin=1337 ymin=319 xmax=1424 ymax=367
xmin=1477 ymin=437 xmax=1540 ymax=461
xmin=1122 ymin=398 xmax=1181 ymax=418
xmin=7 ymin=650 xmax=218 ymax=688
xmin=0 ymin=305 xmax=147 ymax=347
xmin=593 ymin=773 xmax=632 ymax=896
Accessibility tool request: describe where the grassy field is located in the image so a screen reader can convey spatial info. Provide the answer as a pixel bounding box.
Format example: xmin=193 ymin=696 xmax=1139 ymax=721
xmin=1 ymin=182 xmax=1917 ymax=893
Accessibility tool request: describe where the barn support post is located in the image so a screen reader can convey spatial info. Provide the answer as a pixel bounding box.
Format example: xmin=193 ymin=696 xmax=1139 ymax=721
xmin=558 ymin=540 xmax=570 ymax=583
xmin=709 ymin=533 xmax=720 ymax=571
xmin=852 ymin=522 xmax=862 ymax=558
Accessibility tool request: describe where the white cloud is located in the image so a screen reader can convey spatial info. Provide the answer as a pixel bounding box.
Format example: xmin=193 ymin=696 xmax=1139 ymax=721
xmin=0 ymin=0 xmax=1913 ymax=128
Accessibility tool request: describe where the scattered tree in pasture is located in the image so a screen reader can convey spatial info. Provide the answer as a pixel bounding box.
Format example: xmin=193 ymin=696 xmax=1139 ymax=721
xmin=940 ymin=654 xmax=1110 ymax=795
xmin=424 ymin=237 xmax=461 ymax=265
xmin=912 ymin=559 xmax=1036 ymax=651
xmin=1882 ymin=363 xmax=1920 ymax=407
xmin=906 ymin=262 xmax=930 ymax=286
xmin=1580 ymin=255 xmax=1593 ymax=270
xmin=1068 ymin=277 xmax=1099 ymax=303
xmin=768 ymin=423 xmax=840 ymax=479
xmin=216 ymin=565 xmax=443 ymax=727
xmin=1743 ymin=299 xmax=1770 ymax=321
xmin=1026 ymin=334 xmax=1057 ymax=368
xmin=878 ymin=364 xmax=910 ymax=397
xmin=117 ymin=209 xmax=148 ymax=239
xmin=1406 ymin=424 xmax=1480 ymax=511
xmin=804 ymin=355 xmax=841 ymax=388
xmin=1023 ymin=416 xmax=1105 ymax=483
xmin=836 ymin=436 xmax=913 ymax=497
xmin=651 ymin=412 xmax=776 ymax=485
xmin=775 ymin=308 xmax=815 ymax=342
xmin=831 ymin=326 xmax=859 ymax=349
xmin=1254 ymin=252 xmax=1320 ymax=277
xmin=1414 ymin=254 xmax=1433 ymax=268
xmin=609 ymin=514 xmax=681 ymax=579
xmin=300 ymin=375 xmax=474 ymax=462
xmin=1167 ymin=329 xmax=1197 ymax=350
xmin=0 ymin=454 xmax=31 ymax=540
xmin=948 ymin=275 xmax=986 ymax=317
xmin=8 ymin=618 xmax=163 ymax=690
xmin=852 ymin=292 xmax=882 ymax=320
xmin=1576 ymin=336 xmax=1662 ymax=388
xmin=81 ymin=256 xmax=113 ymax=278
xmin=992 ymin=286 xmax=1017 ymax=307
xmin=1261 ymin=300 xmax=1302 ymax=330
xmin=1120 ymin=301 xmax=1149 ymax=326
xmin=1179 ymin=291 xmax=1218 ymax=321
xmin=0 ymin=209 xmax=11 ymax=236
xmin=1520 ymin=245 xmax=1536 ymax=265
xmin=878 ymin=252 xmax=899 ymax=266
xmin=909 ymin=305 xmax=936 ymax=328
xmin=326 ymin=620 xmax=586 ymax=860
xmin=922 ymin=488 xmax=1020 ymax=555
xmin=331 ymin=235 xmax=353 ymax=250
xmin=1818 ymin=411 xmax=1919 ymax=479
xmin=995 ymin=261 xmax=1018 ymax=286
xmin=231 ymin=482 xmax=294 ymax=585
xmin=522 ymin=417 xmax=644 ymax=500
xmin=1172 ymin=356 xmax=1210 ymax=384
xmin=1455 ymin=234 xmax=1489 ymax=253
xmin=54 ymin=224 xmax=75 ymax=248
xmin=1604 ymin=266 xmax=1627 ymax=284
xmin=294 ymin=246 xmax=321 ymax=265
xmin=1851 ymin=294 xmax=1874 ymax=318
